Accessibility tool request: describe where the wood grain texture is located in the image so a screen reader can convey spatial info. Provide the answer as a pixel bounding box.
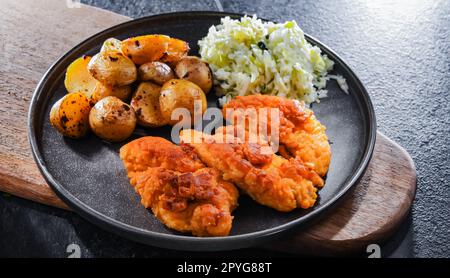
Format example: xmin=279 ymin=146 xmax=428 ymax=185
xmin=0 ymin=0 xmax=416 ymax=254
xmin=0 ymin=0 xmax=129 ymax=209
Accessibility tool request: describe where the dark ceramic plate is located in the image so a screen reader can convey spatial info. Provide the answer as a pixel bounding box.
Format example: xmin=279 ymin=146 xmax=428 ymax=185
xmin=28 ymin=12 xmax=376 ymax=251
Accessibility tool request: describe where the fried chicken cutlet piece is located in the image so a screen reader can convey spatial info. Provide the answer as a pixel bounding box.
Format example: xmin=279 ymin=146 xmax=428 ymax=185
xmin=223 ymin=95 xmax=331 ymax=177
xmin=120 ymin=137 xmax=238 ymax=237
xmin=180 ymin=129 xmax=322 ymax=211
xmin=215 ymin=125 xmax=324 ymax=188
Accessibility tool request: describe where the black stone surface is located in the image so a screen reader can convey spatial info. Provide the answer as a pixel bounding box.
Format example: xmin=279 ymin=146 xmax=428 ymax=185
xmin=0 ymin=0 xmax=448 ymax=257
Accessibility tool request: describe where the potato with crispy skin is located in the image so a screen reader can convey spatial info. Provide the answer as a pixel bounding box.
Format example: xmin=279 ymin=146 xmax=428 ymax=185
xmin=49 ymin=92 xmax=92 ymax=138
xmin=138 ymin=61 xmax=174 ymax=85
xmin=91 ymin=82 xmax=132 ymax=103
xmin=161 ymin=37 xmax=190 ymax=63
xmin=64 ymin=56 xmax=97 ymax=97
xmin=175 ymin=56 xmax=212 ymax=94
xmin=159 ymin=79 xmax=207 ymax=125
xmin=89 ymin=96 xmax=136 ymax=142
xmin=100 ymin=38 xmax=122 ymax=53
xmin=130 ymin=82 xmax=167 ymax=127
xmin=121 ymin=35 xmax=189 ymax=65
xmin=180 ymin=128 xmax=323 ymax=212
xmin=88 ymin=51 xmax=137 ymax=87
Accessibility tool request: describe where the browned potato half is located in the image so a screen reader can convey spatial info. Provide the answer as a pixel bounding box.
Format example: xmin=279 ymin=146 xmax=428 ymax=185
xmin=87 ymin=51 xmax=137 ymax=87
xmin=91 ymin=82 xmax=132 ymax=103
xmin=138 ymin=62 xmax=174 ymax=85
xmin=159 ymin=79 xmax=207 ymax=125
xmin=121 ymin=35 xmax=189 ymax=65
xmin=161 ymin=37 xmax=191 ymax=63
xmin=100 ymin=38 xmax=122 ymax=53
xmin=49 ymin=92 xmax=91 ymax=138
xmin=64 ymin=56 xmax=97 ymax=97
xmin=175 ymin=56 xmax=212 ymax=94
xmin=49 ymin=98 xmax=65 ymax=133
xmin=89 ymin=96 xmax=136 ymax=142
xmin=130 ymin=82 xmax=167 ymax=127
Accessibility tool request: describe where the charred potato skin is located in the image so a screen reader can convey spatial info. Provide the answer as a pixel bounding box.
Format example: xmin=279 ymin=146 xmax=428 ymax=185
xmin=131 ymin=82 xmax=167 ymax=127
xmin=121 ymin=35 xmax=189 ymax=65
xmin=159 ymin=79 xmax=207 ymax=125
xmin=89 ymin=96 xmax=137 ymax=142
xmin=88 ymin=51 xmax=137 ymax=87
xmin=91 ymin=82 xmax=132 ymax=103
xmin=49 ymin=98 xmax=65 ymax=134
xmin=138 ymin=62 xmax=174 ymax=85
xmin=49 ymin=92 xmax=92 ymax=139
xmin=175 ymin=56 xmax=213 ymax=94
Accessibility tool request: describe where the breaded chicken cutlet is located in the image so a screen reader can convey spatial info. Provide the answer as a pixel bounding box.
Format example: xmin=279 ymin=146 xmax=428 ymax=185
xmin=180 ymin=128 xmax=323 ymax=212
xmin=120 ymin=137 xmax=238 ymax=237
xmin=223 ymin=95 xmax=331 ymax=176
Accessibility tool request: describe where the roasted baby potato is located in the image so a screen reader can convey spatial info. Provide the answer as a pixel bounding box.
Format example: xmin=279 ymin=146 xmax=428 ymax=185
xmin=121 ymin=35 xmax=189 ymax=65
xmin=50 ymin=98 xmax=65 ymax=132
xmin=88 ymin=50 xmax=137 ymax=87
xmin=162 ymin=37 xmax=190 ymax=63
xmin=64 ymin=56 xmax=97 ymax=97
xmin=49 ymin=92 xmax=92 ymax=138
xmin=130 ymin=82 xmax=167 ymax=127
xmin=138 ymin=61 xmax=174 ymax=85
xmin=91 ymin=82 xmax=132 ymax=103
xmin=100 ymin=38 xmax=122 ymax=53
xmin=175 ymin=56 xmax=213 ymax=94
xmin=89 ymin=96 xmax=136 ymax=142
xmin=159 ymin=79 xmax=207 ymax=125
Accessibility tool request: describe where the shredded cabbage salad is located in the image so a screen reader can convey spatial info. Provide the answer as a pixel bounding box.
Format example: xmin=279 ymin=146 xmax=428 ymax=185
xmin=198 ymin=15 xmax=348 ymax=105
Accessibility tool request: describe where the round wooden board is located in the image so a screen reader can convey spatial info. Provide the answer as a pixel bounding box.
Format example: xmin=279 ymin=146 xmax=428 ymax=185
xmin=265 ymin=133 xmax=417 ymax=255
xmin=0 ymin=0 xmax=416 ymax=255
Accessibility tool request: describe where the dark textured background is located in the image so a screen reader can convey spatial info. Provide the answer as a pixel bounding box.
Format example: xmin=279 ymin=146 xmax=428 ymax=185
xmin=0 ymin=0 xmax=449 ymax=258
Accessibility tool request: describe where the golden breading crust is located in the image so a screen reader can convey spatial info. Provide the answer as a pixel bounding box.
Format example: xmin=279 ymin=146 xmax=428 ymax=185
xmin=120 ymin=136 xmax=238 ymax=237
xmin=180 ymin=129 xmax=322 ymax=212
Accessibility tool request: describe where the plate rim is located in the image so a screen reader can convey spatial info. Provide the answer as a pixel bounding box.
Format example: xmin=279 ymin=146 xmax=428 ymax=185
xmin=28 ymin=11 xmax=377 ymax=251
